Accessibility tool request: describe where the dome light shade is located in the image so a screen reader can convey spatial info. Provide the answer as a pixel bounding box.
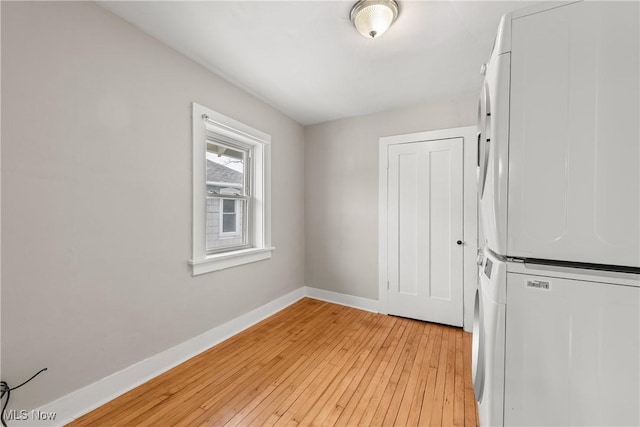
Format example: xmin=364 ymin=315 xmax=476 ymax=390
xmin=350 ymin=0 xmax=399 ymax=39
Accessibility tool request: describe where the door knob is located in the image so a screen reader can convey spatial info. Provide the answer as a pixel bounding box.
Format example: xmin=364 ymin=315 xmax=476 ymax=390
xmin=457 ymin=240 xmax=464 ymax=245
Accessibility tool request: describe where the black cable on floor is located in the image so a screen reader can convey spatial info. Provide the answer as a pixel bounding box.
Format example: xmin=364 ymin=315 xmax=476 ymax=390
xmin=0 ymin=368 xmax=48 ymax=427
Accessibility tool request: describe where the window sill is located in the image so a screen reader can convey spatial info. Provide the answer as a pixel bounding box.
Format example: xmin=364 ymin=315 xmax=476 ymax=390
xmin=189 ymin=247 xmax=275 ymax=276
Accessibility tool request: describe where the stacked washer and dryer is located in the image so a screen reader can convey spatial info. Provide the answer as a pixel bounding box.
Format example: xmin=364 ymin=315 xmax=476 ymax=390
xmin=473 ymin=2 xmax=640 ymax=426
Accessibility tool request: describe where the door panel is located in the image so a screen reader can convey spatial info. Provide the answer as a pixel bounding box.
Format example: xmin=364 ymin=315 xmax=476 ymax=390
xmin=387 ymin=138 xmax=463 ymax=326
xmin=398 ymin=152 xmax=419 ymax=295
xmin=429 ymin=149 xmax=453 ymax=300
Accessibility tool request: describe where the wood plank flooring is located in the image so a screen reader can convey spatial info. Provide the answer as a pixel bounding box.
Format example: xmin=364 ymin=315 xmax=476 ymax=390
xmin=68 ymin=298 xmax=478 ymax=427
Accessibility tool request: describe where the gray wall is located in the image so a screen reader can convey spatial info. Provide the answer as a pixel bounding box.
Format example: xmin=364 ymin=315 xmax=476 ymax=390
xmin=304 ymin=95 xmax=477 ymax=300
xmin=1 ymin=1 xmax=304 ymax=409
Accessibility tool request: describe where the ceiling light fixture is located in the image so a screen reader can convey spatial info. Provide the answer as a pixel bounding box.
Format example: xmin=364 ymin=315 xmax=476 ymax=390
xmin=350 ymin=0 xmax=399 ymax=39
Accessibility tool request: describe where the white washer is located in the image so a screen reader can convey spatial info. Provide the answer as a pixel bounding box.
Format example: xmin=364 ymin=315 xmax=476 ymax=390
xmin=504 ymin=262 xmax=640 ymax=426
xmin=473 ymin=248 xmax=506 ymax=427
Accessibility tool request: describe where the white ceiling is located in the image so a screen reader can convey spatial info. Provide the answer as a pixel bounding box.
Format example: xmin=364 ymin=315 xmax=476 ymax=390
xmin=99 ymin=1 xmax=539 ymax=125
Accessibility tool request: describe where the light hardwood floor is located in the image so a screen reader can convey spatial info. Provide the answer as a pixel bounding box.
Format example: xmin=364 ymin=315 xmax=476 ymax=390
xmin=68 ymin=298 xmax=478 ymax=426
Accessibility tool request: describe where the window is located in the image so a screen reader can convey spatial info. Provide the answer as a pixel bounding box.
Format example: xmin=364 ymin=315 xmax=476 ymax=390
xmin=206 ymin=140 xmax=248 ymax=249
xmin=190 ymin=103 xmax=273 ymax=275
xmin=220 ymin=199 xmax=239 ymax=235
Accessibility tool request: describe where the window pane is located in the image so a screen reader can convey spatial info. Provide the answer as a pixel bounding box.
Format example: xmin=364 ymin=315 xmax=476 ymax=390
xmin=206 ymin=198 xmax=247 ymax=252
xmin=206 ymin=141 xmax=245 ymax=197
xmin=223 ymin=199 xmax=235 ymax=213
xmin=223 ymin=213 xmax=236 ymax=232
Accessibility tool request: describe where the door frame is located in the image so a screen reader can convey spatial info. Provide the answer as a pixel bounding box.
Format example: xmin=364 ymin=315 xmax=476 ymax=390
xmin=379 ymin=126 xmax=478 ymax=332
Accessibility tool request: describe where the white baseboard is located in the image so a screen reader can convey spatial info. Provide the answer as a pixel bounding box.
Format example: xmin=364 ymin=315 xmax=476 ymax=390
xmin=35 ymin=287 xmax=306 ymax=426
xmin=30 ymin=286 xmax=378 ymax=426
xmin=304 ymin=286 xmax=379 ymax=313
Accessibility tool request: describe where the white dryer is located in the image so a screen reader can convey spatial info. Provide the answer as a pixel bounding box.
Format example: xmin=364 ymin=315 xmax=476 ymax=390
xmin=478 ymin=1 xmax=640 ymax=269
xmin=473 ymin=248 xmax=506 ymax=427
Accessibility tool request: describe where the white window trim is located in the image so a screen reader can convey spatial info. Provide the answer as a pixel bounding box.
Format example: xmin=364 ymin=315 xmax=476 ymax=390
xmin=190 ymin=102 xmax=274 ymax=275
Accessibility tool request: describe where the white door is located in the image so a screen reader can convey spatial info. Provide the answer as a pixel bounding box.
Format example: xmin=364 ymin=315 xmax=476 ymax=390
xmin=386 ymin=137 xmax=464 ymax=326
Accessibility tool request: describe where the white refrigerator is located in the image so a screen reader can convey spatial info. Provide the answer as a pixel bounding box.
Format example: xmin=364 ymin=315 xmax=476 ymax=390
xmin=476 ymin=2 xmax=640 ymax=426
